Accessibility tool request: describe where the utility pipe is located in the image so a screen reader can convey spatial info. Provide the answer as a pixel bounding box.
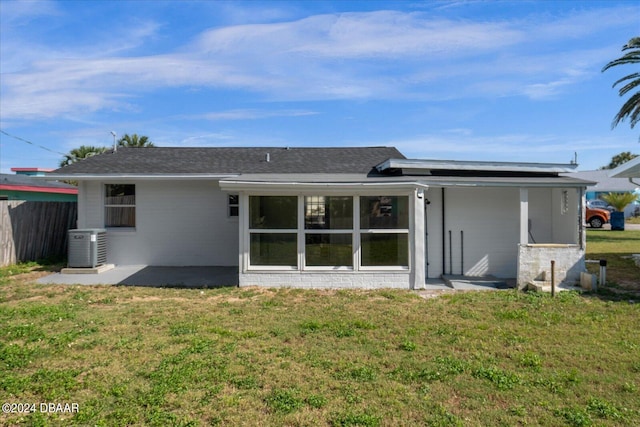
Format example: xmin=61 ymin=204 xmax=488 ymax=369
xmin=461 ymin=230 xmax=464 ymax=275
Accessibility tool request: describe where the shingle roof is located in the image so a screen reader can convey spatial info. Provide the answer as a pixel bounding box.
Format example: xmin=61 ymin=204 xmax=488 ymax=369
xmin=566 ymin=170 xmax=639 ymax=192
xmin=49 ymin=147 xmax=405 ymax=175
xmin=0 ymin=173 xmax=77 ymax=190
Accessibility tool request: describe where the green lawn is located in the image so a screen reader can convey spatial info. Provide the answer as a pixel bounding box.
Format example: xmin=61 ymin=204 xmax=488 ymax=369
xmin=1 ymin=265 xmax=639 ymax=426
xmin=586 ymin=229 xmax=640 ymax=292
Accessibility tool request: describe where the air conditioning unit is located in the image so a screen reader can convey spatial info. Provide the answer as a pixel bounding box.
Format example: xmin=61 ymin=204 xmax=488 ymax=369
xmin=68 ymin=229 xmax=107 ymax=268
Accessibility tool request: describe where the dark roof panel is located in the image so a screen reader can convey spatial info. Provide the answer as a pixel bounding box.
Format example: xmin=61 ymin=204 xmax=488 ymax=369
xmin=1 ymin=173 xmax=77 ymax=190
xmin=50 ymin=147 xmax=405 ymax=175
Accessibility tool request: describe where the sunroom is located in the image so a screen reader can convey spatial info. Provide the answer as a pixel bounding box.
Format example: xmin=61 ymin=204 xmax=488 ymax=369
xmin=219 ymin=177 xmax=427 ymax=289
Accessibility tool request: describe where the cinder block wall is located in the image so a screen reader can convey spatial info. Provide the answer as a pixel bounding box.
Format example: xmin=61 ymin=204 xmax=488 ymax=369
xmin=517 ymin=244 xmax=585 ymax=289
xmin=239 ymin=272 xmax=411 ymax=289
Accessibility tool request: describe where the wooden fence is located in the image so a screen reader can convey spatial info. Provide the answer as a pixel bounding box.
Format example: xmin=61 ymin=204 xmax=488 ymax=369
xmin=0 ymin=201 xmax=77 ymax=266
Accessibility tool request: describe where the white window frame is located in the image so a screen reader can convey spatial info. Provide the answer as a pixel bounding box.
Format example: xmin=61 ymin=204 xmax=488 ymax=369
xmin=104 ymin=184 xmax=136 ymax=229
xmin=358 ymin=195 xmax=410 ymax=271
xmin=302 ymin=195 xmax=355 ymax=271
xmin=245 ymin=193 xmax=411 ymax=272
xmin=247 ymin=195 xmax=298 ymax=270
xmin=228 ymin=194 xmax=239 ymax=218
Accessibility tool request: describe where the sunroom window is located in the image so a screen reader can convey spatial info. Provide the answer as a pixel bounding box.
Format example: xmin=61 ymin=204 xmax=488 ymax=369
xmin=246 ymin=194 xmax=410 ymax=269
xmin=304 ymin=196 xmax=353 ymax=267
xmin=360 ymin=196 xmax=409 ymax=267
xmin=249 ymin=196 xmax=297 ymax=267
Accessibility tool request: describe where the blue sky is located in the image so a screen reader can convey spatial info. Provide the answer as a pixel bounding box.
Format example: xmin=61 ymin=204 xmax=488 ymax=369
xmin=1 ymin=0 xmax=639 ymax=173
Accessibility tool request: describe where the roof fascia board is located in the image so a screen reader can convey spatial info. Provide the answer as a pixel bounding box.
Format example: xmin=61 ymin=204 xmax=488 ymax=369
xmin=417 ymin=179 xmax=591 ymax=188
xmin=219 ymin=178 xmax=589 ymax=191
xmin=608 ymin=156 xmax=640 ymax=178
xmin=39 ymin=174 xmax=239 ymax=181
xmin=219 ymin=180 xmax=429 ymax=192
xmin=377 ymin=158 xmax=578 ymax=174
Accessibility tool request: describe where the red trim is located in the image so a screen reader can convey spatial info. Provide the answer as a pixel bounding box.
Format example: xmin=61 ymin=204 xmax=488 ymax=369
xmin=10 ymin=167 xmax=54 ymax=172
xmin=0 ymin=184 xmax=78 ymax=195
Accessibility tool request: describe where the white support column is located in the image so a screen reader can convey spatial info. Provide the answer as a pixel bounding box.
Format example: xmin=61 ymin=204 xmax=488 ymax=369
xmin=239 ymin=193 xmax=249 ymax=275
xmin=411 ymin=187 xmax=426 ymax=289
xmin=519 ymin=188 xmax=529 ymax=245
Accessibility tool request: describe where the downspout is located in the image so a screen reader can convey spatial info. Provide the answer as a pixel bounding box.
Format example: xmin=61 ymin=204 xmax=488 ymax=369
xmin=424 ymin=198 xmax=429 ymax=280
xmin=442 ymin=188 xmax=446 ymax=276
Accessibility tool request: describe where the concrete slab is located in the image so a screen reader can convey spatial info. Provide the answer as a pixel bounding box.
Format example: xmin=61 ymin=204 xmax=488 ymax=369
xmin=442 ymin=275 xmax=513 ymax=291
xmin=37 ymin=265 xmax=239 ymax=288
xmin=422 ymin=279 xmax=453 ymax=291
xmin=61 ymin=264 xmax=115 ymax=274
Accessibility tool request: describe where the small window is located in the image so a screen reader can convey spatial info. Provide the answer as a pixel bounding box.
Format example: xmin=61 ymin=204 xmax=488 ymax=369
xmin=105 ymin=184 xmax=135 ymax=227
xmin=228 ymin=194 xmax=239 ymax=217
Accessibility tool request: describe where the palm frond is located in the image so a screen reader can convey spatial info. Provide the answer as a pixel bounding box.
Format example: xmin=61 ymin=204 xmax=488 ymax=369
xmin=612 ymin=92 xmax=640 ymax=129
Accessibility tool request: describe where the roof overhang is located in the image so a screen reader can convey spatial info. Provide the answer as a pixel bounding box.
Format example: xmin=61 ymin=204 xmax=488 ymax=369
xmin=376 ymin=158 xmax=578 ymax=174
xmin=38 ymin=172 xmax=591 ymax=190
xmin=609 ymin=156 xmax=640 ymax=179
xmin=218 ymin=173 xmax=591 ymax=192
xmin=219 ymin=174 xmax=428 ymax=192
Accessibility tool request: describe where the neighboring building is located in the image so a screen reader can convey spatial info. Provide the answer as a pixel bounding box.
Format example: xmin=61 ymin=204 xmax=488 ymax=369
xmin=45 ymin=147 xmax=593 ymax=289
xmin=11 ymin=167 xmax=54 ymax=177
xmin=1 ymin=168 xmax=77 ymax=201
xmin=568 ymin=169 xmax=639 ymax=218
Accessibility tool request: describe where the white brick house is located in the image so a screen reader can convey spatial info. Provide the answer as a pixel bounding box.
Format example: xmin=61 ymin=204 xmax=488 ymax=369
xmin=47 ymin=147 xmax=593 ymax=289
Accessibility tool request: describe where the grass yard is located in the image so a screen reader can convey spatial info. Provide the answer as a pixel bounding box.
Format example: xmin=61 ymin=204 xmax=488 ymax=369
xmin=1 ymin=264 xmax=639 ymax=426
xmin=586 ymin=229 xmax=640 ymax=293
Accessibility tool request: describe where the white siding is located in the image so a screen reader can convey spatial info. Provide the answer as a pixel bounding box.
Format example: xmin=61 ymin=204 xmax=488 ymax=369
xmin=79 ymin=180 xmax=238 ymax=266
xmin=82 ymin=181 xmax=103 ymax=229
xmin=550 ymin=188 xmax=580 ymax=244
xmin=528 ymin=188 xmax=553 ymax=243
xmin=425 ymin=187 xmax=520 ymax=278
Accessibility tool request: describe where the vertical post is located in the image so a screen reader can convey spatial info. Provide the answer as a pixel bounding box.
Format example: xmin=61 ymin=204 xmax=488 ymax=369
xmin=412 ymin=188 xmax=426 ymax=289
xmin=448 ymin=230 xmax=452 ymax=275
xmin=599 ymin=259 xmax=607 ymax=289
xmin=460 ymin=230 xmax=464 ymax=275
xmin=550 ymin=260 xmax=556 ymax=297
xmin=519 ymin=188 xmax=529 ymax=245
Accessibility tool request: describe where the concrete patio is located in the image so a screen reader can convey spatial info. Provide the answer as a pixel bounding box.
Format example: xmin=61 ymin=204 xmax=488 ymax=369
xmin=37 ymin=265 xmax=239 ymax=288
xmin=37 ymin=265 xmax=515 ymax=292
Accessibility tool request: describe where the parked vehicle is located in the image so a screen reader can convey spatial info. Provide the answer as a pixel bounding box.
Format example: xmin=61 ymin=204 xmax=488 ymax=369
xmin=586 ymin=207 xmax=610 ymax=228
xmin=586 ymin=199 xmax=615 ymax=212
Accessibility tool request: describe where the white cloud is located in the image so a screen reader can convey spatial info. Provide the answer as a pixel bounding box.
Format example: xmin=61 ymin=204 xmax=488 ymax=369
xmin=1 ymin=5 xmax=638 ymax=120
xmin=196 ymin=109 xmax=319 ymax=121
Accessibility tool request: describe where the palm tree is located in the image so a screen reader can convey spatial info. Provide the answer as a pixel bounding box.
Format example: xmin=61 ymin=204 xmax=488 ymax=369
xmin=59 ymin=145 xmax=107 ymax=167
xmin=602 ymin=37 xmax=640 ymax=133
xmin=601 ymin=192 xmax=639 ymax=212
xmin=117 ymin=133 xmax=154 ymax=147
